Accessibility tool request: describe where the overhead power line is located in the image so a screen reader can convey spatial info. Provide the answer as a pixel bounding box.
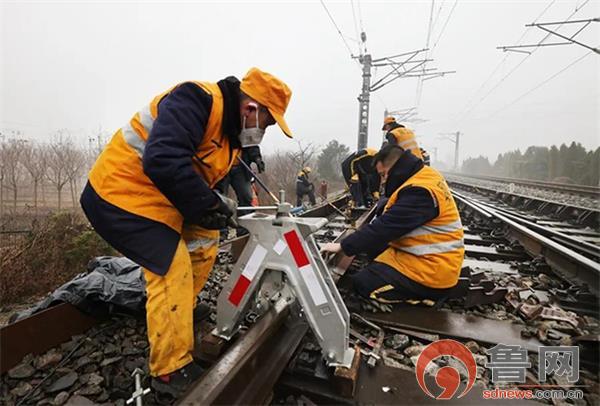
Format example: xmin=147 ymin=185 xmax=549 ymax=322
xmin=414 ymin=0 xmax=437 ymax=109
xmin=350 ymin=0 xmax=361 ymax=45
xmin=455 ymin=0 xmax=591 ymax=122
xmin=319 ymin=0 xmax=356 ymax=58
xmin=451 ymin=0 xmax=557 ymax=122
xmin=431 ymin=0 xmax=458 ymax=51
xmin=356 ymin=0 xmax=365 ymax=33
xmin=431 ymin=0 xmax=446 ymax=34
xmin=489 ymin=51 xmax=593 ymax=117
xmin=498 ymin=17 xmax=599 ymax=54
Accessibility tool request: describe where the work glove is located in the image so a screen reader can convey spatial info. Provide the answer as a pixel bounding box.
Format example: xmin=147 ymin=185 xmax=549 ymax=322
xmin=243 ymin=146 xmax=265 ymax=173
xmin=196 ymin=212 xmax=234 ymax=230
xmin=197 ymin=192 xmax=238 ymax=229
xmin=214 ymin=191 xmax=237 ymax=218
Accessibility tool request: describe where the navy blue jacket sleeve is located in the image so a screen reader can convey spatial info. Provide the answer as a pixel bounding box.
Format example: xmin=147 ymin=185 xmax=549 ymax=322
xmin=301 ymin=174 xmax=311 ymax=187
xmin=340 ymin=186 xmax=439 ymax=257
xmin=143 ymin=82 xmax=219 ymax=224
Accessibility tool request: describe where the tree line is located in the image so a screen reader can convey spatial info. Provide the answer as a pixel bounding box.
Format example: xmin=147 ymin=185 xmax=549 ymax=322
xmin=0 ymin=133 xmax=95 ymax=223
xmin=0 ymin=135 xmax=355 ymax=226
xmin=461 ymin=142 xmax=600 ymax=186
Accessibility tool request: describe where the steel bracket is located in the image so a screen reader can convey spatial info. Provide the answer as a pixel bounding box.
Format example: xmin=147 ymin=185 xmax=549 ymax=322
xmin=213 ymin=204 xmax=354 ymax=368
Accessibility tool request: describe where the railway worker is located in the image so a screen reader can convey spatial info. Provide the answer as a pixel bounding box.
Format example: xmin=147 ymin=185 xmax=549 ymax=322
xmin=322 ymin=144 xmax=464 ymax=303
xmin=296 ymin=166 xmax=316 ymax=207
xmin=319 ymin=180 xmax=328 ymax=202
xmin=216 ymin=145 xmax=265 ymax=236
xmin=382 ymin=116 xmax=423 ymax=160
xmin=341 ymin=148 xmax=381 ymax=208
xmin=80 ymin=67 xmax=292 ymax=397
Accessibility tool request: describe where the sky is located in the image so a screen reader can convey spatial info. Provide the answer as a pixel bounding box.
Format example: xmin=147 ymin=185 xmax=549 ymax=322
xmin=1 ymin=0 xmax=599 ymax=167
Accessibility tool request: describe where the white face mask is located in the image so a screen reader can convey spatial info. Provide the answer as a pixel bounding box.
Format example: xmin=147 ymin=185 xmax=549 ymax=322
xmin=239 ymin=107 xmax=265 ymax=147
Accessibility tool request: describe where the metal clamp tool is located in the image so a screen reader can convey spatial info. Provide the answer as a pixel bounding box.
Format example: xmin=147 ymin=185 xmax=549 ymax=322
xmin=212 ymin=195 xmax=354 ymax=368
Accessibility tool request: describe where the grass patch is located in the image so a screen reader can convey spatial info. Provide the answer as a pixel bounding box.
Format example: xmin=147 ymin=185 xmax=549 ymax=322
xmin=0 ymin=212 xmax=115 ymax=305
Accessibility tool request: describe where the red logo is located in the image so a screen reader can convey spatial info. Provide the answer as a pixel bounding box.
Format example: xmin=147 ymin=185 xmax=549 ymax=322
xmin=415 ymin=339 xmax=477 ymax=400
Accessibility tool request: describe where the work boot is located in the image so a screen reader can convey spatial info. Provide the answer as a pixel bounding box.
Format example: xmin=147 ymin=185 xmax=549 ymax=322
xmin=151 ymin=361 xmax=204 ymax=398
xmin=193 ymin=302 xmax=212 ymax=324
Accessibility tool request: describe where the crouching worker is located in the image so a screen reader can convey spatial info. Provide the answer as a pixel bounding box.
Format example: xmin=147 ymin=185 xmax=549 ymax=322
xmin=321 ymin=145 xmax=464 ymax=303
xmin=80 ymin=67 xmax=292 ymax=396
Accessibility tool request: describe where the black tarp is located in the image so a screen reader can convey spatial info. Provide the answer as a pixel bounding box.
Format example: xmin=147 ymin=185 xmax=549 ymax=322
xmin=10 ymin=257 xmax=146 ymax=323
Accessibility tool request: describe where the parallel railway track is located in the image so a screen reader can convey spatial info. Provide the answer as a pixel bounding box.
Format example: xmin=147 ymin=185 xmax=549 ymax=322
xmin=446 ymin=172 xmax=600 ymax=198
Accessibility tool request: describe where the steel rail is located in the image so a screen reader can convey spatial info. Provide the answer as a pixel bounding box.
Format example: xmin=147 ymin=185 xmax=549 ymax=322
xmin=467 ymin=195 xmax=600 ymax=260
xmin=454 ymin=190 xmax=600 ymax=295
xmin=179 ymin=204 xmax=378 ymax=405
xmin=447 ymin=178 xmax=599 ymax=229
xmin=445 ymin=172 xmax=600 ymax=197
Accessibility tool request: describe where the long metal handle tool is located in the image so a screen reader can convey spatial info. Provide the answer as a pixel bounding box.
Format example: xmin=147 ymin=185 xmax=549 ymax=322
xmin=237 ymin=206 xmax=278 ymax=211
xmin=318 ymin=192 xmax=351 ymax=221
xmin=236 ymin=156 xmax=280 ymax=204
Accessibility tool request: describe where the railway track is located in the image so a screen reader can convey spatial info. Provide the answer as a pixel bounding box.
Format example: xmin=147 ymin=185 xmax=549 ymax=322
xmin=445 ymin=172 xmax=600 ymax=198
xmin=1 ymin=191 xmax=599 ymax=405
xmin=447 ymin=175 xmax=600 ymax=230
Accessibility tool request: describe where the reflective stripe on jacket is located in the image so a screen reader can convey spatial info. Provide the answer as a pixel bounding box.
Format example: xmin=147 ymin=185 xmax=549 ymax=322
xmin=375 ymin=166 xmax=464 ymax=288
xmin=88 ymin=81 xmax=240 ymax=233
xmin=388 ymin=127 xmax=423 ymax=160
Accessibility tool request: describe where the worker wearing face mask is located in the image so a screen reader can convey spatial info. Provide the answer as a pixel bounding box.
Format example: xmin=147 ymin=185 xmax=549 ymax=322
xmin=80 ymin=67 xmax=292 ymax=397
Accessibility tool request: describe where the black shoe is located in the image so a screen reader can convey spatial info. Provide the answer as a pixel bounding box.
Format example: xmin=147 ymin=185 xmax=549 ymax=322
xmin=151 ymin=361 xmax=204 ymax=398
xmin=193 ymin=302 xmax=212 ymax=324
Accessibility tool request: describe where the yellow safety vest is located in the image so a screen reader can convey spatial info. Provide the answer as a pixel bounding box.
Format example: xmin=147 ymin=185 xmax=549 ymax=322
xmin=89 ymin=81 xmax=240 ymax=233
xmin=375 ymin=166 xmax=464 ymax=288
xmin=389 ymin=128 xmax=423 ymax=160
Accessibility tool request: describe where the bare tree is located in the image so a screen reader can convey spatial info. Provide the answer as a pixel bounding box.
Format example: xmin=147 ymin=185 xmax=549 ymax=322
xmin=45 ymin=132 xmax=72 ymax=210
xmin=65 ymin=146 xmax=86 ymax=207
xmin=21 ymin=143 xmax=47 ymax=215
xmin=1 ymin=139 xmax=27 ymax=211
xmin=262 ymin=151 xmax=298 ymax=201
xmin=287 ymin=141 xmax=319 ymax=170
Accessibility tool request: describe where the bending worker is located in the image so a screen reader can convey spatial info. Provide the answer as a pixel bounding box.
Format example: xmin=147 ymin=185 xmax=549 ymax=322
xmin=341 ymin=148 xmax=380 ymax=207
xmin=382 ymin=116 xmax=423 ymax=160
xmin=296 ymin=166 xmax=316 ymax=207
xmin=80 ymin=68 xmax=292 ymax=396
xmin=322 ymin=145 xmax=464 ymax=303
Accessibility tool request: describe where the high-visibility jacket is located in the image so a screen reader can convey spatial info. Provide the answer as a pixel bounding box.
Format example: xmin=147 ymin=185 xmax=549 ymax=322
xmin=375 ymin=166 xmax=464 ymax=288
xmin=89 ymin=81 xmax=240 ymax=233
xmin=387 ymin=127 xmax=423 ymax=160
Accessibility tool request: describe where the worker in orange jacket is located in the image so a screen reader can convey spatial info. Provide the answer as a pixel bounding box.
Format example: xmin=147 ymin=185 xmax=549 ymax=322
xmin=80 ymin=68 xmax=292 ymax=397
xmin=382 ymin=117 xmax=423 ymax=160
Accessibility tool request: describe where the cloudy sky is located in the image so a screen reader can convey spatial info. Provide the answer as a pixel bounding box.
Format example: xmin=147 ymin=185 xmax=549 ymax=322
xmin=1 ymin=0 xmax=598 ymax=166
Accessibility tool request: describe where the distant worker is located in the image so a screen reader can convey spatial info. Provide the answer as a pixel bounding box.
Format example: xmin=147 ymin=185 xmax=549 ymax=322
xmin=382 ymin=117 xmax=423 ymax=160
xmin=217 ymin=145 xmax=264 ymax=212
xmin=421 ymin=148 xmax=431 ymax=166
xmin=322 ymin=145 xmax=464 ymax=303
xmin=341 ymin=148 xmax=381 ymax=207
xmin=216 ymin=145 xmax=265 ymax=236
xmin=319 ymin=180 xmax=328 ymax=202
xmin=296 ymin=166 xmax=316 ymax=207
xmin=80 ymin=68 xmax=292 ymax=396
